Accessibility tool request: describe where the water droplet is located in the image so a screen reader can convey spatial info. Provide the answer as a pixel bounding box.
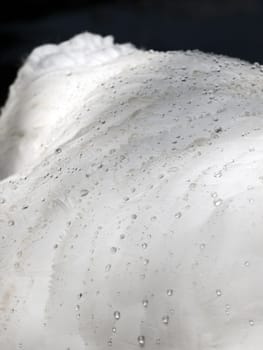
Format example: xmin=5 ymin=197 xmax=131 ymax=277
xmin=75 ymin=305 xmax=80 ymax=311
xmin=17 ymin=250 xmax=23 ymax=257
xmin=137 ymin=335 xmax=145 ymax=347
xmin=143 ymin=258 xmax=149 ymax=265
xmin=55 ymin=148 xmax=62 ymax=154
xmin=244 ymin=260 xmax=250 ymax=267
xmin=141 ymin=243 xmax=148 ymax=249
xmin=175 ymin=212 xmax=182 ymax=219
xmin=140 ymin=273 xmax=146 ymax=280
xmin=8 ymin=220 xmax=15 ymax=226
xmin=110 ymin=247 xmax=117 ymax=254
xmin=216 ymin=289 xmax=222 ymax=296
xmin=189 ymin=183 xmax=197 ymax=190
xmin=249 ymin=319 xmax=255 ymax=326
xmin=105 ymin=264 xmax=112 ymax=272
xmin=214 ymin=171 xmax=222 ymax=178
xmin=215 ymin=127 xmax=222 ymax=133
xmin=80 ymin=189 xmax=89 ymax=197
xmin=213 ymin=198 xmax=223 ymax=207
xmin=112 ymin=327 xmax=117 ymax=333
xmin=142 ymin=299 xmax=149 ymax=308
xmin=200 ymin=243 xmax=206 ymax=250
xmin=225 ymin=304 xmax=230 ymax=315
xmin=162 ymin=315 xmax=170 ymax=325
xmin=0 ymin=198 xmax=6 ymax=204
xmin=166 ymin=289 xmax=173 ymax=296
xmin=113 ymin=311 xmax=121 ymax=320
xmin=155 ymin=338 xmax=161 ymax=345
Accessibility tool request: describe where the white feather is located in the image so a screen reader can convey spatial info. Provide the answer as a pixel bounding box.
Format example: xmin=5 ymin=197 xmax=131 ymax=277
xmin=0 ymin=32 xmax=263 ymax=349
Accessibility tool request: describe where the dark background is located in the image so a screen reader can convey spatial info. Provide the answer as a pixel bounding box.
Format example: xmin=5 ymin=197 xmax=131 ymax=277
xmin=1 ymin=0 xmax=263 ymax=107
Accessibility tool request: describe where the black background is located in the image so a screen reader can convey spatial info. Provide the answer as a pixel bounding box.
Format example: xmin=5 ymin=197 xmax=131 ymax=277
xmin=1 ymin=0 xmax=263 ymax=107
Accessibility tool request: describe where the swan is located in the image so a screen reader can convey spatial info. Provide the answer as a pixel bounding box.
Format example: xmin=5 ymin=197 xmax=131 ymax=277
xmin=0 ymin=32 xmax=263 ymax=350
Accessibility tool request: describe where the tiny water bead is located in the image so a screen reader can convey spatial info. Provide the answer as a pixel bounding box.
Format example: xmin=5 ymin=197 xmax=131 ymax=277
xmin=155 ymin=338 xmax=161 ymax=345
xmin=8 ymin=220 xmax=15 ymax=226
xmin=214 ymin=171 xmax=223 ymax=178
xmin=143 ymin=258 xmax=149 ymax=265
xmin=166 ymin=289 xmax=173 ymax=296
xmin=105 ymin=264 xmax=112 ymax=272
xmin=249 ymin=319 xmax=255 ymax=326
xmin=216 ymin=289 xmax=222 ymax=297
xmin=142 ymin=299 xmax=149 ymax=308
xmin=225 ymin=304 xmax=231 ymax=315
xmin=174 ymin=212 xmax=182 ymax=219
xmin=137 ymin=335 xmax=145 ymax=347
xmin=141 ymin=243 xmax=148 ymax=249
xmin=80 ymin=189 xmax=89 ymax=197
xmin=110 ymin=247 xmax=117 ymax=254
xmin=162 ymin=315 xmax=170 ymax=325
xmin=213 ymin=198 xmax=223 ymax=207
xmin=113 ymin=311 xmax=121 ymax=320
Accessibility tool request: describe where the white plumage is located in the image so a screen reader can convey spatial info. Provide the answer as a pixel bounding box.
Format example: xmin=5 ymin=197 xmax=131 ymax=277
xmin=1 ymin=32 xmax=263 ymax=349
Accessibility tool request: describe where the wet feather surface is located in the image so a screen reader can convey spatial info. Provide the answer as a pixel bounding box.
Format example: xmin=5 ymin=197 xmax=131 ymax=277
xmin=1 ymin=32 xmax=263 ymax=349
